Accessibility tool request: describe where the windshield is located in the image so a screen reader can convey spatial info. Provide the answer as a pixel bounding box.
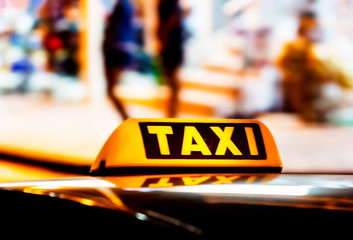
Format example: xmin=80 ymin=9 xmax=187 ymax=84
xmin=0 ymin=0 xmax=352 ymax=181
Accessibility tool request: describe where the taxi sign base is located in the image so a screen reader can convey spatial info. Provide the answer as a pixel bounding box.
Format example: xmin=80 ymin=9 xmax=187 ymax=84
xmin=90 ymin=166 xmax=282 ymax=176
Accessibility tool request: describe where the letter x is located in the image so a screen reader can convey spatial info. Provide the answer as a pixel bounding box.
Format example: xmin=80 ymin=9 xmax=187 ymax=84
xmin=210 ymin=126 xmax=242 ymax=155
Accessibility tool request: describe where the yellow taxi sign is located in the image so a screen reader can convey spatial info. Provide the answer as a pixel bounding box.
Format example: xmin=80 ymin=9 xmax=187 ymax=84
xmin=90 ymin=119 xmax=282 ymax=175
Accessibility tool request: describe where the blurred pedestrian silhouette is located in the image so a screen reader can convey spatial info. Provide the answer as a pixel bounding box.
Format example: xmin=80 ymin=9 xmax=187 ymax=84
xmin=103 ymin=0 xmax=135 ymax=120
xmin=103 ymin=0 xmax=184 ymax=119
xmin=277 ymin=10 xmax=329 ymax=121
xmin=155 ymin=0 xmax=184 ymax=118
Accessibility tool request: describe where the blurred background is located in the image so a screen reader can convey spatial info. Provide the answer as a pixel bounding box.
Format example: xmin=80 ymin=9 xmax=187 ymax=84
xmin=0 ymin=0 xmax=352 ymax=180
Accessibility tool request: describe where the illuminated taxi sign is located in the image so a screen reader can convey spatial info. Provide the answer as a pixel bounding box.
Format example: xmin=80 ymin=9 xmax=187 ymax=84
xmin=90 ymin=119 xmax=282 ymax=175
xmin=139 ymin=122 xmax=266 ymax=159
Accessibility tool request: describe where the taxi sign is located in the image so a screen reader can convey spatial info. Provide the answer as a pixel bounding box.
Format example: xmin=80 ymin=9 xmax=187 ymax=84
xmin=90 ymin=119 xmax=282 ymax=175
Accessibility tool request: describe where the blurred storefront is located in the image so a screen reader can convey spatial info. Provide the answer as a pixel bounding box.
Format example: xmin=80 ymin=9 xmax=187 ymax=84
xmin=0 ymin=0 xmax=353 ymax=180
xmin=1 ymin=0 xmax=353 ymax=121
xmin=0 ymin=0 xmax=87 ymax=101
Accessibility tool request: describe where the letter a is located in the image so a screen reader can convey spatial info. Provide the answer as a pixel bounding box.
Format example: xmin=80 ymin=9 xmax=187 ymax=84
xmin=181 ymin=126 xmax=211 ymax=155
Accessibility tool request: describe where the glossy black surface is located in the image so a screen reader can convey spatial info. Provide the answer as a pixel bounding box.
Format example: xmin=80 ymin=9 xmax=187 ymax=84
xmin=2 ymin=174 xmax=353 ymax=238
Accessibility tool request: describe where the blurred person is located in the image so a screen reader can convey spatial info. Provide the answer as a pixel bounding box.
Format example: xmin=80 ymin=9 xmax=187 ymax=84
xmin=144 ymin=0 xmax=184 ymax=118
xmin=277 ymin=10 xmax=336 ymax=122
xmin=103 ymin=0 xmax=184 ymax=119
xmin=103 ymin=0 xmax=136 ymax=120
xmin=156 ymin=0 xmax=184 ymax=118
